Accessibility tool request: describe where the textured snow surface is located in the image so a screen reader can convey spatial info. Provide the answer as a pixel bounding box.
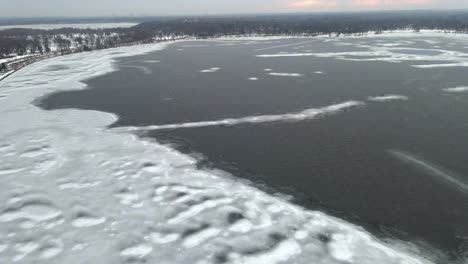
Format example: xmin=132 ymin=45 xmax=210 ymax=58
xmin=0 ymin=38 xmax=437 ymax=264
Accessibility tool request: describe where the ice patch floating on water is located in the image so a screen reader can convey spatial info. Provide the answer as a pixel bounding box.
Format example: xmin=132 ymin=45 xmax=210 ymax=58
xmin=116 ymin=101 xmax=364 ymax=132
xmin=413 ymin=63 xmax=468 ymax=68
xmin=268 ymin=72 xmax=303 ymax=77
xmin=248 ymin=77 xmax=259 ymax=81
xmin=443 ymin=86 xmax=468 ymax=93
xmin=368 ymin=95 xmax=409 ymax=102
xmin=0 ymin=38 xmax=440 ymax=264
xmin=200 ymin=67 xmax=221 ymax=73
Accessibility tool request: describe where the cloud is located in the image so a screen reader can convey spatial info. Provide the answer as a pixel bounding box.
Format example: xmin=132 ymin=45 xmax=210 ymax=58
xmin=352 ymin=0 xmax=433 ymax=7
xmin=289 ymin=0 xmax=338 ymax=8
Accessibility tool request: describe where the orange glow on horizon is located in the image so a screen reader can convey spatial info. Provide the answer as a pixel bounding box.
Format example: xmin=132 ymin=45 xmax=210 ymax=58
xmin=289 ymin=0 xmax=433 ymax=9
xmin=352 ymin=0 xmax=432 ymax=6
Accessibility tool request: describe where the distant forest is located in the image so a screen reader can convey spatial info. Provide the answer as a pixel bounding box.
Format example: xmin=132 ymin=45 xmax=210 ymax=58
xmin=134 ymin=10 xmax=468 ymax=37
xmin=2 ymin=10 xmax=468 ymax=60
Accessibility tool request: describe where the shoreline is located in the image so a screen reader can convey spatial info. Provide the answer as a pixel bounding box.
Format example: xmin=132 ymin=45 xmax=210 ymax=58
xmin=1 ymin=28 xmax=467 ymax=83
xmin=0 ymin=38 xmax=186 ymax=83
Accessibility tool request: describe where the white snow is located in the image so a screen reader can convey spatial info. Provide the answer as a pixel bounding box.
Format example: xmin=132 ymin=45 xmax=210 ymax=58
xmin=0 ymin=55 xmax=35 ymax=64
xmin=0 ymin=202 xmax=62 ymax=223
xmin=116 ymin=101 xmax=364 ymax=131
xmin=268 ymin=72 xmax=303 ymax=77
xmin=229 ymin=239 xmax=302 ymax=264
xmin=0 ymin=38 xmax=439 ymax=264
xmin=120 ymin=244 xmax=153 ymax=257
xmin=368 ymin=95 xmax=409 ymax=102
xmin=229 ymin=219 xmax=254 ymax=233
xmin=443 ymin=86 xmax=468 ymax=93
xmin=256 ymin=37 xmax=468 ymax=69
xmin=182 ymin=228 xmax=221 ymax=248
xmin=200 ymin=67 xmax=221 ymax=73
xmin=0 ymin=70 xmax=14 ymax=81
xmin=72 ymin=216 xmax=106 ymax=228
xmin=149 ymin=232 xmax=179 ymax=244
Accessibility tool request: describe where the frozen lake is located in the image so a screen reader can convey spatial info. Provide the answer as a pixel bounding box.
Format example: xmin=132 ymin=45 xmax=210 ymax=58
xmin=2 ymin=32 xmax=468 ymax=263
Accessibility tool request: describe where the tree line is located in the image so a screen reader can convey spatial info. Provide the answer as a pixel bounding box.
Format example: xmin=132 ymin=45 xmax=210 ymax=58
xmin=134 ymin=10 xmax=468 ymax=38
xmin=2 ymin=10 xmax=468 ymax=60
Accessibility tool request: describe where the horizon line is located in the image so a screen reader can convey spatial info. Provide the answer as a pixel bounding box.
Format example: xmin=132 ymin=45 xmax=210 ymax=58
xmin=1 ymin=7 xmax=468 ymax=20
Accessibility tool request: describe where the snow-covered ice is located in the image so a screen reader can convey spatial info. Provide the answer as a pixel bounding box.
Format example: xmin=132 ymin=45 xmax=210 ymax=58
xmin=268 ymin=72 xmax=303 ymax=77
xmin=0 ymin=38 xmax=440 ymax=264
xmin=443 ymin=86 xmax=468 ymax=93
xmin=200 ymin=67 xmax=221 ymax=73
xmin=256 ymin=36 xmax=468 ymax=69
xmin=116 ymin=101 xmax=364 ymax=131
xmin=368 ymin=95 xmax=409 ymax=102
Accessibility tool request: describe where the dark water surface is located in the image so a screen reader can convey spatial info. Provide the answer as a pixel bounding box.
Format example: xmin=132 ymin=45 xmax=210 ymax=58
xmin=40 ymin=37 xmax=468 ymax=258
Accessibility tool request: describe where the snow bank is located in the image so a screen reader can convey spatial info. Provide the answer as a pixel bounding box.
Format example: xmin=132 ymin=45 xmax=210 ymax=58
xmin=0 ymin=70 xmax=14 ymax=81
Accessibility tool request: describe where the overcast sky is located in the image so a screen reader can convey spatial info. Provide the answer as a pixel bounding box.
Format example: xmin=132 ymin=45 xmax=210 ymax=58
xmin=0 ymin=0 xmax=467 ymax=17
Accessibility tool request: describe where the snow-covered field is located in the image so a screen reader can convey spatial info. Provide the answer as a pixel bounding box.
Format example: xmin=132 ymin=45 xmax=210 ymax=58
xmin=0 ymin=35 xmax=447 ymax=264
xmin=0 ymin=22 xmax=138 ymax=30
